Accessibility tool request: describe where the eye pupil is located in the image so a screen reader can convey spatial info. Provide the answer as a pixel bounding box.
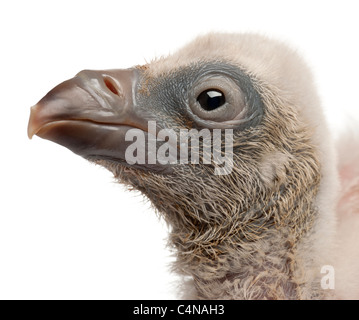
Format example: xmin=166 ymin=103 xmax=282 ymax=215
xmin=197 ymin=89 xmax=225 ymax=111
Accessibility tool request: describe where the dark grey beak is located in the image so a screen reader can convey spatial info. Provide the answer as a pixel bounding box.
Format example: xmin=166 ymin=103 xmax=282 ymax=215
xmin=27 ymin=69 xmax=172 ymax=173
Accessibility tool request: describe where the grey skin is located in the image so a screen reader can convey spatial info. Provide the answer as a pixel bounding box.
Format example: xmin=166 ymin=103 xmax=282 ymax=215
xmin=28 ymin=62 xmax=263 ymax=171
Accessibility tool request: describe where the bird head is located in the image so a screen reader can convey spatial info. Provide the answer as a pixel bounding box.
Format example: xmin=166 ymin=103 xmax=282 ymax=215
xmin=28 ymin=34 xmax=337 ymax=298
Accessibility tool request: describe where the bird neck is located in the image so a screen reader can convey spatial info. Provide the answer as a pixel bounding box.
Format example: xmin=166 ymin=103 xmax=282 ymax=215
xmin=168 ymin=183 xmax=331 ymax=300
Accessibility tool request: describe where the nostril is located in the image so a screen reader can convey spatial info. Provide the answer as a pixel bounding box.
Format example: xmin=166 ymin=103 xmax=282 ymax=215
xmin=103 ymin=76 xmax=120 ymax=96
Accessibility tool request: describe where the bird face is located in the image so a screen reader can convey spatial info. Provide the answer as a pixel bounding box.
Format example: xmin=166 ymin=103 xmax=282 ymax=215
xmin=28 ymin=62 xmax=263 ymax=159
xmin=28 ymin=34 xmax=321 ymax=242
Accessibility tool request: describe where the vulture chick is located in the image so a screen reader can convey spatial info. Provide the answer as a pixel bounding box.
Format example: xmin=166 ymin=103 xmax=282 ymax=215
xmin=28 ymin=33 xmax=359 ymax=300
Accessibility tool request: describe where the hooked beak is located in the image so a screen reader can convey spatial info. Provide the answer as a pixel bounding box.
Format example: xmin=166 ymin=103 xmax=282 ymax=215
xmin=27 ymin=69 xmax=172 ymax=173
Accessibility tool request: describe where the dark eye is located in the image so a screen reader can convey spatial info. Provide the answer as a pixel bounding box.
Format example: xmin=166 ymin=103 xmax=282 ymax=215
xmin=197 ymin=89 xmax=226 ymax=111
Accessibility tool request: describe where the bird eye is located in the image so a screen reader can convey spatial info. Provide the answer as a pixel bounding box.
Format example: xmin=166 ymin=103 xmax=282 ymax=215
xmin=189 ymin=76 xmax=246 ymax=124
xmin=197 ymin=89 xmax=226 ymax=111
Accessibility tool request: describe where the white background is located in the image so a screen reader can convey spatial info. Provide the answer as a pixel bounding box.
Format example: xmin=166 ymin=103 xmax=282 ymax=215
xmin=1 ymin=0 xmax=358 ymax=299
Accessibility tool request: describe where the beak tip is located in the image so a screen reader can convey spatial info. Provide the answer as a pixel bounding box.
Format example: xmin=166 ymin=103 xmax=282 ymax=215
xmin=27 ymin=105 xmax=38 ymax=139
xmin=27 ymin=129 xmax=34 ymax=140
